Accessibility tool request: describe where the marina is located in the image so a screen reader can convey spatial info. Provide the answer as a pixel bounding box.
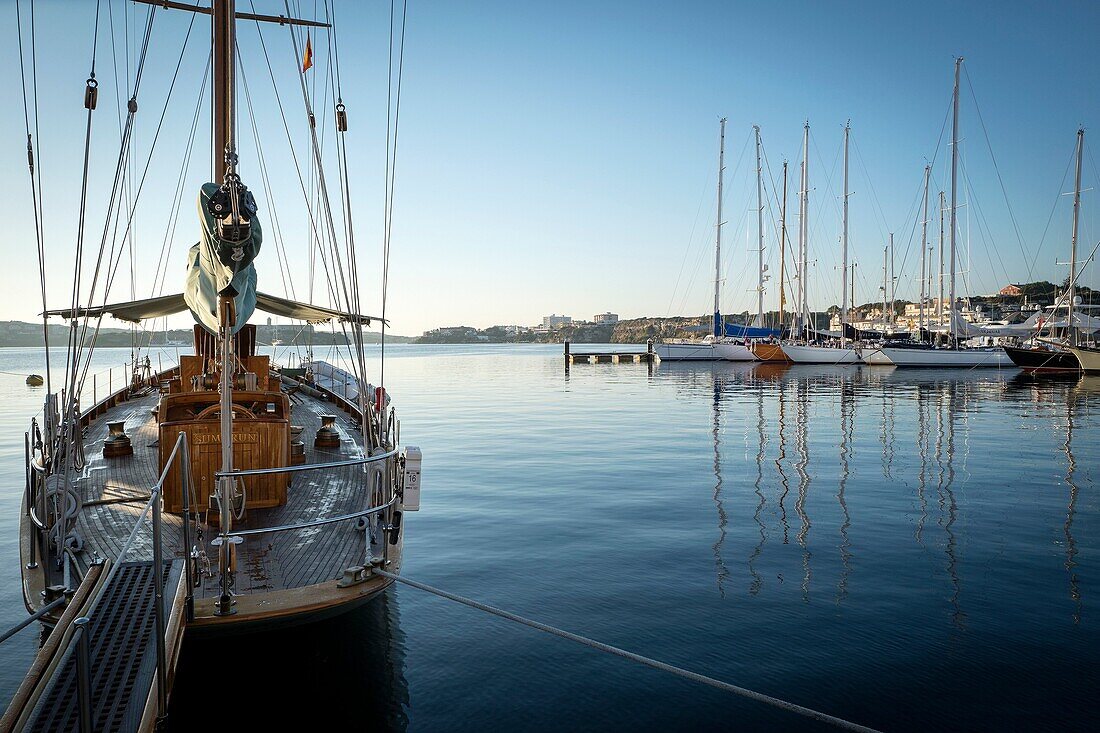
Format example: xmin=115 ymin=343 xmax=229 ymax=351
xmin=1 ymin=0 xmax=1099 ymax=730
xmin=3 ymin=345 xmax=1099 ymax=731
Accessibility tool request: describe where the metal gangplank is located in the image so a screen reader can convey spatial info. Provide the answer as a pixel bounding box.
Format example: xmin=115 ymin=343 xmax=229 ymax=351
xmin=5 ymin=432 xmax=195 ymax=733
xmin=2 ymin=560 xmax=186 ymax=733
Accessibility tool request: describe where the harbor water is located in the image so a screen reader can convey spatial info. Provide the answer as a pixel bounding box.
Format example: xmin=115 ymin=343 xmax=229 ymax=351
xmin=1 ymin=344 xmax=1097 ymax=731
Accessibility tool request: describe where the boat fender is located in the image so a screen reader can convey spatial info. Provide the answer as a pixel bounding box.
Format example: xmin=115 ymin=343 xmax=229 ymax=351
xmin=387 ymin=511 xmax=402 ymax=545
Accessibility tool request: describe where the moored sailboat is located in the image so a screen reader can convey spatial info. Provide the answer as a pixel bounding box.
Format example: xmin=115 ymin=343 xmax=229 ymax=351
xmin=656 ymin=118 xmax=760 ymax=362
xmin=874 ymin=58 xmax=1009 ymax=368
xmin=18 ymin=0 xmax=421 ymax=636
xmin=1005 ymin=129 xmax=1089 ymax=373
xmin=777 ymin=122 xmax=862 ymax=365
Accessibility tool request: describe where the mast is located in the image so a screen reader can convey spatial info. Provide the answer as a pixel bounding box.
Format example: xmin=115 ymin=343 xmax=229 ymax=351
xmin=841 ymin=122 xmax=850 ymax=346
xmin=799 ymin=121 xmax=809 ymax=339
xmin=1068 ymin=128 xmax=1084 ymax=346
xmin=938 ymin=190 xmax=945 ymax=324
xmin=850 ymin=263 xmax=856 ymax=329
xmin=213 ymin=0 xmax=235 ymax=179
xmin=919 ymin=165 xmax=930 ymax=335
xmin=779 ymin=162 xmax=788 ymax=330
xmin=882 ymin=247 xmax=888 ymax=332
xmin=754 ymin=125 xmax=765 ymax=325
xmin=714 ymin=118 xmax=726 ymax=338
xmin=889 ymin=232 xmax=895 ymax=330
xmin=213 ymin=0 xmax=237 ymax=615
xmin=948 ymin=57 xmax=962 ymax=345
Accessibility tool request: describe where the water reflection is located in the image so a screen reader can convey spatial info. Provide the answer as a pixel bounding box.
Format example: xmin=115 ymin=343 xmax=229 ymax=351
xmin=1063 ymin=389 xmax=1081 ymax=624
xmin=837 ymin=379 xmax=853 ymax=604
xmin=711 ymin=372 xmax=731 ymax=596
xmin=653 ymin=362 xmax=1094 ymax=632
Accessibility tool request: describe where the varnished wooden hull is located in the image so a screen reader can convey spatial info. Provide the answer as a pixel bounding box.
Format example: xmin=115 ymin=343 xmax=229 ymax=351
xmin=750 ymin=342 xmax=791 ymax=362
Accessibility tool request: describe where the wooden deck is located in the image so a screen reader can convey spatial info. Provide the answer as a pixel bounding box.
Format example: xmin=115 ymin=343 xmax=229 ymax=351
xmin=71 ymin=386 xmax=382 ymax=601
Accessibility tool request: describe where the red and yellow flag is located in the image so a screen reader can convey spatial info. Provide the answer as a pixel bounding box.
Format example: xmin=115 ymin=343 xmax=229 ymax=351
xmin=302 ymin=33 xmax=314 ymax=72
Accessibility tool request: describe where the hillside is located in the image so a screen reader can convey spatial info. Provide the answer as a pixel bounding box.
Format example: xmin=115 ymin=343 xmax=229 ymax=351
xmin=0 ymin=321 xmax=412 ymax=348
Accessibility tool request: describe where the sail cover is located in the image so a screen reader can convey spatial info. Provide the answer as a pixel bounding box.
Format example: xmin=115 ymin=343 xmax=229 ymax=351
xmin=722 ymin=322 xmax=782 ymax=339
xmin=184 ymin=183 xmax=262 ymax=334
xmin=44 ymin=292 xmax=383 ymax=326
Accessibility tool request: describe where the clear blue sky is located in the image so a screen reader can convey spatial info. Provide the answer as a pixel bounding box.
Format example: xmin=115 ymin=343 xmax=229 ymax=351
xmin=2 ymin=0 xmax=1099 ymax=336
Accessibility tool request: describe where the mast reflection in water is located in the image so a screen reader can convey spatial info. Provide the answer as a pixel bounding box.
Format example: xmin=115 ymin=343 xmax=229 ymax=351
xmin=654 ymin=361 xmax=1093 ymax=634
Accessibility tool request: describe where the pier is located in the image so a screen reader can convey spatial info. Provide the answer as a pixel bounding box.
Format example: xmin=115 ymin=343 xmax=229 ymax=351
xmin=564 ymin=340 xmax=657 ymax=365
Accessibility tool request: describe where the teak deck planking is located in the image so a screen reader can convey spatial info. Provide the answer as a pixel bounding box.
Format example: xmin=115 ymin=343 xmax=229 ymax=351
xmin=72 ymin=388 xmax=375 ymax=599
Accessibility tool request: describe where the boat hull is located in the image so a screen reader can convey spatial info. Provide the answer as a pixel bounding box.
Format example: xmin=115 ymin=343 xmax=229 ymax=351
xmin=750 ymin=342 xmax=791 ymax=362
xmin=876 ymin=346 xmax=1012 ymax=368
xmin=1003 ymin=346 xmax=1080 ymax=372
xmin=714 ymin=342 xmax=758 ymax=361
xmin=862 ymin=348 xmax=896 ymax=366
xmin=779 ymin=343 xmax=863 ymax=364
xmin=655 ymin=340 xmax=757 ymax=361
xmin=1067 ymin=346 xmax=1100 ymax=373
xmin=654 ymin=342 xmax=719 ymax=361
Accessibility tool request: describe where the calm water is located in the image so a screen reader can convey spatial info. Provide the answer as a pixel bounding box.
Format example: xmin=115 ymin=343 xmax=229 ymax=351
xmin=1 ymin=344 xmax=1097 ymax=731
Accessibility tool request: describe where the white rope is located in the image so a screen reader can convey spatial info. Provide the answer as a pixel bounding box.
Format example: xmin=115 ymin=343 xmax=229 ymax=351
xmin=376 ymin=570 xmax=885 ymax=733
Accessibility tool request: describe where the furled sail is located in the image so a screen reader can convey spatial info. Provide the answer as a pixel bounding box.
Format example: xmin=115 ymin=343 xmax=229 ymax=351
xmin=184 ymin=182 xmax=262 ymax=334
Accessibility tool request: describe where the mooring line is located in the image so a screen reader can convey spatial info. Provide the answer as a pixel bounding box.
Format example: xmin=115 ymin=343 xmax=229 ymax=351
xmin=375 ymin=570 xmax=884 ymax=733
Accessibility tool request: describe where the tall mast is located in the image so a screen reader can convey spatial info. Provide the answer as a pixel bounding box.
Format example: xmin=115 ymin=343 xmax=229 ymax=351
xmin=1068 ymin=128 xmax=1084 ymax=346
xmin=850 ymin=263 xmax=856 ymax=328
xmin=213 ymin=0 xmax=236 ymax=179
xmin=779 ymin=161 xmax=788 ymax=330
xmin=714 ymin=118 xmax=727 ymax=338
xmin=213 ymin=0 xmax=237 ymax=615
xmin=799 ymin=122 xmax=809 ymax=338
xmin=882 ymin=247 xmax=888 ymax=331
xmin=889 ymin=232 xmax=895 ymax=329
xmin=938 ymin=190 xmax=945 ymax=323
xmin=948 ymin=57 xmax=962 ymax=344
xmin=841 ymin=122 xmax=850 ymax=345
xmin=919 ymin=165 xmax=930 ymax=335
xmin=754 ymin=126 xmax=765 ymax=325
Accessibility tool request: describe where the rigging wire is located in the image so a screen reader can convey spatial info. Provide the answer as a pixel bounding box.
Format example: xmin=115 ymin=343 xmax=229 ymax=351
xmin=66 ymin=0 xmax=104 ymax=392
xmin=16 ymin=0 xmax=52 ymax=396
xmin=963 ymin=66 xmax=1032 ymax=281
xmin=380 ymin=0 xmax=409 ymax=400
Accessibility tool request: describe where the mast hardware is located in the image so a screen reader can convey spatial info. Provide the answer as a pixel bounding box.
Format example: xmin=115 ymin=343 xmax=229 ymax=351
xmin=132 ymin=0 xmax=332 ymax=28
xmin=336 ymin=103 xmax=348 ymax=132
xmin=84 ymin=78 xmax=98 ymax=110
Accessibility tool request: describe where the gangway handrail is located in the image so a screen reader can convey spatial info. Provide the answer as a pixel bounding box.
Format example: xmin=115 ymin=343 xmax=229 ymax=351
xmin=0 ymin=597 xmax=67 ymax=646
xmin=63 ymin=431 xmax=191 ymax=732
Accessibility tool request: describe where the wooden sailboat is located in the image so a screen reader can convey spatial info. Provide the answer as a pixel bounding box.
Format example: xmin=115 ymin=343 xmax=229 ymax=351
xmin=19 ymin=0 xmax=419 ymax=635
xmin=752 ymin=161 xmax=792 ymax=363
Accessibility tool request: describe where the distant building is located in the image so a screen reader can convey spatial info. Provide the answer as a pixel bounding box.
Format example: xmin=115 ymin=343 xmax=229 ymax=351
xmin=593 ymin=312 xmax=619 ymax=324
xmin=542 ymin=314 xmax=572 ymax=328
xmin=999 ymin=284 xmax=1023 ymax=296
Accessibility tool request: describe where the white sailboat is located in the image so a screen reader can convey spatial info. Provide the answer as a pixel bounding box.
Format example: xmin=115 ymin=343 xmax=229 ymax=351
xmin=779 ymin=122 xmax=862 ymax=365
xmin=875 ymin=58 xmax=1011 ymax=368
xmin=657 ymin=118 xmax=756 ymax=362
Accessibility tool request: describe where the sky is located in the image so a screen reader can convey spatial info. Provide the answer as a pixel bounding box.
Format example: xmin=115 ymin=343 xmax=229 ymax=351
xmin=2 ymin=0 xmax=1100 ymax=337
